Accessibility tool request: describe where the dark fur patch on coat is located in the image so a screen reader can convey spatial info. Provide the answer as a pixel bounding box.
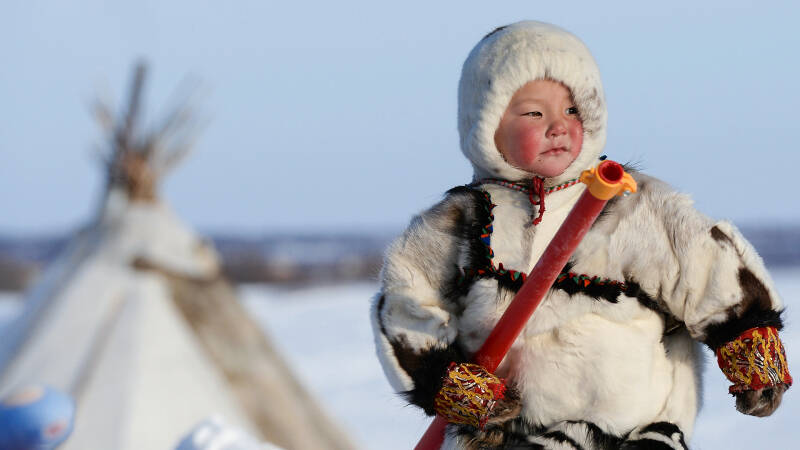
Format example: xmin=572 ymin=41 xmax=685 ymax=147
xmin=442 ymin=186 xmax=495 ymax=300
xmin=455 ymin=418 xmax=627 ymax=450
xmin=738 ymin=267 xmax=773 ymax=312
xmin=703 ymin=268 xmax=783 ymax=349
xmin=704 ymin=308 xmax=784 ymax=350
xmin=710 ymin=225 xmax=734 ymax=247
xmin=397 ymin=343 xmax=466 ymax=415
xmin=624 ymin=280 xmax=663 ymax=313
xmin=638 ymin=422 xmax=687 ymax=448
xmin=375 ymin=295 xmax=467 ymax=414
xmin=567 ymin=420 xmax=624 ymax=449
xmin=443 ymin=186 xmax=530 ymax=297
xmin=494 ymin=272 xmax=527 ymax=293
xmin=539 ymin=431 xmax=584 ymax=449
xmin=620 ymin=440 xmax=682 ymax=450
xmin=454 ymin=416 xmax=544 ymax=449
xmin=621 ymin=421 xmax=689 ymax=449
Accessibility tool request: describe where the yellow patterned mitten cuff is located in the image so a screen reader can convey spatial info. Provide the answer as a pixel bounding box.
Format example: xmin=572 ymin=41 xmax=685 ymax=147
xmin=433 ymin=362 xmax=506 ymax=429
xmin=716 ymin=326 xmax=792 ymax=394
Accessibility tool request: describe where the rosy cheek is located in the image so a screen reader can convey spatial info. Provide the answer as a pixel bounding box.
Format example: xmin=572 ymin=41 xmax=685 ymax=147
xmin=512 ymin=125 xmax=543 ymax=163
xmin=569 ymin=122 xmax=584 ymax=153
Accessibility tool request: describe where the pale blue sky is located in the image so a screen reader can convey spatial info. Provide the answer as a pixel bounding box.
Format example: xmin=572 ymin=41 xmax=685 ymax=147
xmin=1 ymin=1 xmax=798 ymax=234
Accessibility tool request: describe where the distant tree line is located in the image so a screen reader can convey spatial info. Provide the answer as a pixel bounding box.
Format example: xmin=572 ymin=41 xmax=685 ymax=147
xmin=1 ymin=226 xmax=798 ymax=292
xmin=0 ymin=232 xmax=393 ymax=291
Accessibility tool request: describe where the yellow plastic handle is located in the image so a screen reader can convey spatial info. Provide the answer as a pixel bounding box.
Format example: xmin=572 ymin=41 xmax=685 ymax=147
xmin=579 ymin=161 xmax=638 ymax=200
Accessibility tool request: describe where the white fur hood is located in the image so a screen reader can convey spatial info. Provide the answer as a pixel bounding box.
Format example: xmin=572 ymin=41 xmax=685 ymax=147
xmin=458 ymin=21 xmax=607 ymax=185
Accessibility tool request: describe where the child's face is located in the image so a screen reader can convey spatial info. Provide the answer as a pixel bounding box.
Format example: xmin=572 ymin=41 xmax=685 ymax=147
xmin=494 ymin=80 xmax=583 ymax=178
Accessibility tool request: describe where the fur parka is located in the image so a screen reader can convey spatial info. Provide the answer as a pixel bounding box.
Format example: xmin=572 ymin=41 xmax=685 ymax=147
xmin=370 ymin=21 xmax=788 ymax=449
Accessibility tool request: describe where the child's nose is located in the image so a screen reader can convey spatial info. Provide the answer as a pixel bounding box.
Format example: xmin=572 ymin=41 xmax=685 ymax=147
xmin=546 ymin=120 xmax=567 ymax=138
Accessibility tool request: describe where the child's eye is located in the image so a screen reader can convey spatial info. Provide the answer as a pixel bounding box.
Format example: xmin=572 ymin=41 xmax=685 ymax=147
xmin=566 ymin=106 xmax=579 ymax=115
xmin=523 ymin=111 xmax=542 ymax=118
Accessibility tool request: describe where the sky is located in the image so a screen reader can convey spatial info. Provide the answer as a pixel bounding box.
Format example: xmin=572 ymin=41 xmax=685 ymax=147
xmin=2 ymin=1 xmax=799 ymax=235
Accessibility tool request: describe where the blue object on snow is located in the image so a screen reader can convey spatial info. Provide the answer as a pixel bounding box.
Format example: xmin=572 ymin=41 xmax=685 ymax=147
xmin=0 ymin=385 xmax=75 ymax=450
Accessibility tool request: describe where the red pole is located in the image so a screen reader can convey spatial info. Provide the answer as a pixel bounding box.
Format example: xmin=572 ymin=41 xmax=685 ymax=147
xmin=414 ymin=161 xmax=636 ymax=450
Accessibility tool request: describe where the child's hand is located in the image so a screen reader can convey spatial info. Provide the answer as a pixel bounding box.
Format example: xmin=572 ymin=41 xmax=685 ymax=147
xmin=734 ymin=384 xmax=788 ymax=417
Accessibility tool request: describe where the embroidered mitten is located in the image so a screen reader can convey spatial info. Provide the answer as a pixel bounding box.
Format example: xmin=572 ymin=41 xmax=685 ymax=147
xmin=716 ymin=326 xmax=792 ymax=416
xmin=433 ymin=362 xmax=507 ymax=429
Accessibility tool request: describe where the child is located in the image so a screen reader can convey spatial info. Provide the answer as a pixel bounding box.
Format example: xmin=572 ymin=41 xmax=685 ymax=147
xmin=370 ymin=21 xmax=791 ymax=449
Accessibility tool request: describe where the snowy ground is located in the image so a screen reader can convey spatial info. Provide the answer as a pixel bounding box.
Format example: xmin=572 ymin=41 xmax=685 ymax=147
xmin=239 ymin=283 xmax=431 ymax=449
xmin=239 ymin=267 xmax=800 ymax=450
xmin=0 ymin=292 xmax=21 ymax=331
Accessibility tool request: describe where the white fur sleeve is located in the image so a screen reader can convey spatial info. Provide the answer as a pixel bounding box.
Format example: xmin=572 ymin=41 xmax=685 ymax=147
xmin=370 ymin=193 xmax=473 ymax=413
xmin=613 ymin=174 xmax=783 ymax=345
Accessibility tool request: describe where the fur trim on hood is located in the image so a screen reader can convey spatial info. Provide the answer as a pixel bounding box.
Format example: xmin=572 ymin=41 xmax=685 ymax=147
xmin=458 ymin=21 xmax=607 ymax=185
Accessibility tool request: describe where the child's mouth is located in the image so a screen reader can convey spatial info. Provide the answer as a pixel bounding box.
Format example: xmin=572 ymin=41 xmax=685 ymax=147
xmin=542 ymin=147 xmax=568 ymax=156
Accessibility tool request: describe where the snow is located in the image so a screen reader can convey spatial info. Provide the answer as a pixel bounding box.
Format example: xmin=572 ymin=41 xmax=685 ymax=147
xmin=239 ymin=283 xmax=430 ymax=449
xmin=239 ymin=268 xmax=800 ymax=449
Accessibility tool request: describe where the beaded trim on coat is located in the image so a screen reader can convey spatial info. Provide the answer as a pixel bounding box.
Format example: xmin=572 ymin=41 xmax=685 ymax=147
xmin=476 ymin=178 xmax=581 ymax=195
xmin=456 ymin=188 xmax=627 ymax=296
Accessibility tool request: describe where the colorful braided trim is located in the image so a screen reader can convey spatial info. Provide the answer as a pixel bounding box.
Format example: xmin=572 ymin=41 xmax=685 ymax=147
xmin=456 ymin=190 xmax=529 ymax=290
xmin=478 ymin=178 xmax=581 ymax=196
xmin=459 ymin=263 xmax=528 ymax=289
xmin=555 ymin=272 xmax=627 ymax=290
xmin=433 ymin=362 xmax=506 ymax=429
xmin=477 ymin=177 xmax=581 ymax=225
xmin=716 ymin=326 xmax=792 ymax=394
xmin=457 ymin=189 xmax=628 ymax=294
